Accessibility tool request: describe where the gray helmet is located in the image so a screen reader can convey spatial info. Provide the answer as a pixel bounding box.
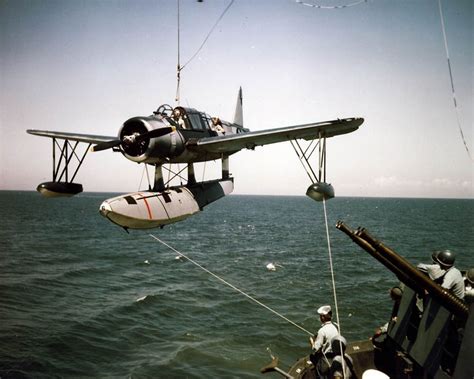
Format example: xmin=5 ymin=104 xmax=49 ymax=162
xmin=466 ymin=268 xmax=474 ymax=285
xmin=390 ymin=286 xmax=403 ymax=300
xmin=435 ymin=250 xmax=455 ymax=268
xmin=331 ymin=335 xmax=347 ymax=355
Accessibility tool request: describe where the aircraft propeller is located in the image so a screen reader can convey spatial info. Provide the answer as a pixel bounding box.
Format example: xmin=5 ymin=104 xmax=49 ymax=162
xmin=91 ymin=126 xmax=175 ymax=152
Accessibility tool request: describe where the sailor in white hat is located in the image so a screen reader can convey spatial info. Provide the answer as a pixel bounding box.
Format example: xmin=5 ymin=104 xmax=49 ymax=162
xmin=309 ymin=305 xmax=339 ymax=375
xmin=317 ymin=305 xmax=332 ymax=317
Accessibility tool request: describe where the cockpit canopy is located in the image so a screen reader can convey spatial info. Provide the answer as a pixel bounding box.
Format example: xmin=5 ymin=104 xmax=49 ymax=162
xmin=153 ymin=104 xmax=248 ymax=135
xmin=154 ymin=104 xmax=213 ymax=131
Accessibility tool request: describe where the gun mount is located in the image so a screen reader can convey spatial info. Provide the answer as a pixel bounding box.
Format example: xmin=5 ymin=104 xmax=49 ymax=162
xmin=265 ymin=221 xmax=472 ymax=379
xmin=335 ymin=221 xmax=472 ymax=378
xmin=336 ymin=221 xmax=468 ymax=321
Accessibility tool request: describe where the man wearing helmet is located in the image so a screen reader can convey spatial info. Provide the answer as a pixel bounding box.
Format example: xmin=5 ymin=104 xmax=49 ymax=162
xmin=419 ymin=250 xmax=464 ymax=299
xmin=417 ymin=251 xmax=447 ymax=283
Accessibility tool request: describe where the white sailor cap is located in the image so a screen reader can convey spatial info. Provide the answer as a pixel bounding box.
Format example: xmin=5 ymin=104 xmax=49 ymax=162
xmin=317 ymin=305 xmax=332 ymax=316
xmin=362 ymin=369 xmax=390 ymax=379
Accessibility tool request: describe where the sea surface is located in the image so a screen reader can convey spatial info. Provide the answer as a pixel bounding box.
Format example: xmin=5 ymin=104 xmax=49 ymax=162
xmin=1 ymin=191 xmax=473 ymax=378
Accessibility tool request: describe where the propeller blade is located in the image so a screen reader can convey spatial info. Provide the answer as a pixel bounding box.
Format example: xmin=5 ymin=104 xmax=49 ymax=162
xmin=91 ymin=139 xmax=121 ymax=152
xmin=91 ymin=126 xmax=175 ymax=152
xmin=135 ymin=126 xmax=175 ymax=142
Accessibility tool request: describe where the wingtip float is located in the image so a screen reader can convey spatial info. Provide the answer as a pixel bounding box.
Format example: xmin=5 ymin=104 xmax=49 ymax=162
xmin=306 ymin=182 xmax=335 ymax=202
xmin=36 ymin=182 xmax=83 ymax=198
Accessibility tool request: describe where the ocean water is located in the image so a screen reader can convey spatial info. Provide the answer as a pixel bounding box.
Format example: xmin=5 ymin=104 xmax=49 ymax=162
xmin=1 ymin=191 xmax=473 ymax=378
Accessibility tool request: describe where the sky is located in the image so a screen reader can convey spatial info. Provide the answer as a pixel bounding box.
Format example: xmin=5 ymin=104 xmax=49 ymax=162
xmin=1 ymin=0 xmax=472 ymax=198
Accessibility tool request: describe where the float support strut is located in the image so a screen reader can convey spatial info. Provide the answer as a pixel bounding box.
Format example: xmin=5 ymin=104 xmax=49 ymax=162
xmin=222 ymin=156 xmax=230 ymax=179
xmin=153 ymin=164 xmax=165 ymax=192
xmin=187 ymin=163 xmax=196 ymax=185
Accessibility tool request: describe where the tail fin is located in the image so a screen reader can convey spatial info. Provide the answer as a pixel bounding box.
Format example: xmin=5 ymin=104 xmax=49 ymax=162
xmin=233 ymin=87 xmax=243 ymax=126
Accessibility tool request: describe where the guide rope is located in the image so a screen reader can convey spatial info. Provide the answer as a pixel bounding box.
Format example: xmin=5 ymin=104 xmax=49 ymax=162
xmin=201 ymin=161 xmax=207 ymax=182
xmin=322 ymin=197 xmax=346 ymax=377
xmin=437 ymin=0 xmax=472 ymax=161
xmin=149 ymin=234 xmax=313 ymax=336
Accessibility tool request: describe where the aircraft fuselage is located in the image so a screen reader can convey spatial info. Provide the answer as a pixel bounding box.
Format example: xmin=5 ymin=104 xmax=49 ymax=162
xmin=119 ymin=106 xmax=247 ymax=165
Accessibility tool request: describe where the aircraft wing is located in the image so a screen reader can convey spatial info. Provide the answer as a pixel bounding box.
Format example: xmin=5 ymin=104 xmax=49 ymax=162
xmin=26 ymin=130 xmax=116 ymax=144
xmin=192 ymin=117 xmax=364 ymax=154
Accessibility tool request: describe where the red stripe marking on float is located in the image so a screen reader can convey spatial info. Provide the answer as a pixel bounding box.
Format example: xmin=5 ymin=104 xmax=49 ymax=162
xmin=139 ymin=193 xmax=153 ymax=219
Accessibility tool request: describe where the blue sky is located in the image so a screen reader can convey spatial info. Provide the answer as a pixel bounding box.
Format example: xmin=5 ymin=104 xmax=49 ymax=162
xmin=1 ymin=0 xmax=472 ymax=198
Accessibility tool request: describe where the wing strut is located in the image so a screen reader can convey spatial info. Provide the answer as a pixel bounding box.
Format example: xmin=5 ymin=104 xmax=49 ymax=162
xmin=53 ymin=139 xmax=90 ymax=183
xmin=37 ymin=138 xmax=91 ymax=197
xmin=290 ymin=133 xmax=334 ymax=201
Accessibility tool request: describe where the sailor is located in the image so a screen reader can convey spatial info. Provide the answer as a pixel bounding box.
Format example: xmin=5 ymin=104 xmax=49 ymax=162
xmin=329 ymin=335 xmax=357 ymax=379
xmin=374 ymin=286 xmax=403 ymax=337
xmin=464 ymin=268 xmax=474 ymax=304
xmin=418 ymin=250 xmax=464 ymax=299
xmin=417 ymin=251 xmax=446 ymax=283
xmin=435 ymin=250 xmax=465 ymax=299
xmin=309 ymin=305 xmax=339 ymax=376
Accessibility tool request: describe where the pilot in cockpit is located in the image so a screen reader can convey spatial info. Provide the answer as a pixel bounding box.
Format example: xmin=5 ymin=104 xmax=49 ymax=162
xmin=173 ymin=108 xmax=187 ymax=129
xmin=211 ymin=117 xmax=225 ymax=134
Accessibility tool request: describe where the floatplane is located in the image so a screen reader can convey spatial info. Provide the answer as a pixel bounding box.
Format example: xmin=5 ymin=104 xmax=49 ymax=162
xmin=27 ymin=89 xmax=363 ymax=230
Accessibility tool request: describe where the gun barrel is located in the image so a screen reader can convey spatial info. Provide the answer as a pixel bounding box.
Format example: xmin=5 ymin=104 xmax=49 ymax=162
xmin=335 ymin=221 xmax=420 ymax=290
xmin=336 ymin=221 xmax=468 ymax=320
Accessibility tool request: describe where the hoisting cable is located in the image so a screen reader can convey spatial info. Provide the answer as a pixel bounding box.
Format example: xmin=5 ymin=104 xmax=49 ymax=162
xmin=175 ymin=0 xmax=235 ymax=103
xmin=149 ymin=234 xmax=313 ymax=336
xmin=295 ymin=0 xmax=367 ymax=10
xmin=437 ymin=0 xmax=472 ymax=161
xmin=181 ymin=0 xmax=234 ymax=71
xmin=175 ymin=0 xmax=181 ymax=103
xmin=322 ymin=197 xmax=346 ymax=377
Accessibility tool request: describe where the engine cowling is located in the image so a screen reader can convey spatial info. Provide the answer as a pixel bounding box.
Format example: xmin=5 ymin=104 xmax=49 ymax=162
xmin=119 ymin=116 xmax=185 ymax=163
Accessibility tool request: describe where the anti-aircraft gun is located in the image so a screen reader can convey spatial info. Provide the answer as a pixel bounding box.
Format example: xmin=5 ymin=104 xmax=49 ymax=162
xmin=335 ymin=221 xmax=472 ymax=379
xmin=261 ymin=222 xmax=472 ymax=379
